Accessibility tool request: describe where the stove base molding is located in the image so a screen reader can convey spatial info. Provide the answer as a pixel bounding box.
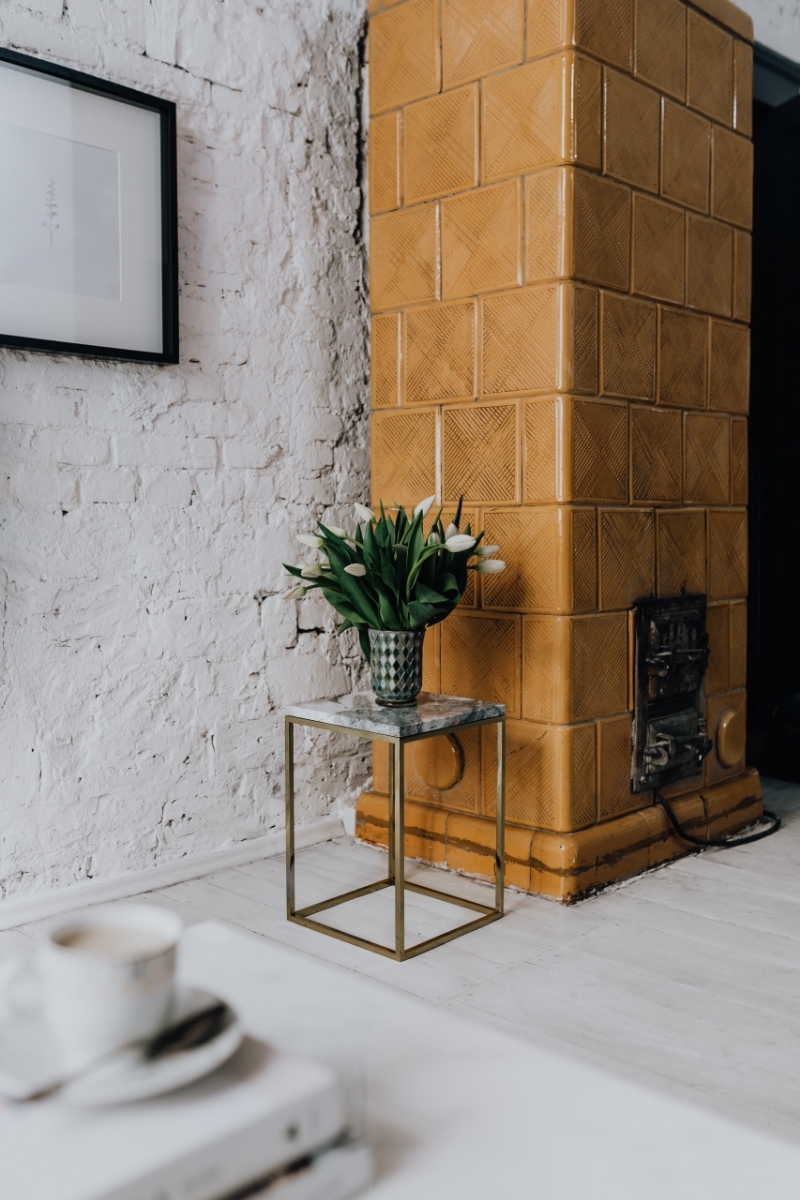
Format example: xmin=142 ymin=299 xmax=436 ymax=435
xmin=355 ymin=770 xmax=762 ymax=904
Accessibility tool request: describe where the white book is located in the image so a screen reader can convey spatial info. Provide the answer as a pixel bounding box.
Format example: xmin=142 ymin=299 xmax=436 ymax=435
xmin=0 ymin=1038 xmax=369 ymax=1200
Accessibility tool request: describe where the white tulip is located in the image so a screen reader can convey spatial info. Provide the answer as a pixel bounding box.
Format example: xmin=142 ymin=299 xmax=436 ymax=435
xmin=297 ymin=533 xmax=324 ymax=549
xmin=326 ymin=526 xmax=348 ymax=538
xmin=344 ymin=562 xmax=367 ymax=576
xmin=414 ymin=494 xmax=436 ymax=518
xmin=473 ymin=559 xmax=506 ymax=574
xmin=444 ymin=534 xmax=476 ymax=552
xmin=475 ymin=545 xmax=500 ymax=558
xmin=445 ymin=522 xmax=458 ymax=540
xmin=427 ymin=531 xmax=441 ymax=545
xmin=281 ymin=584 xmax=307 ymax=599
xmin=301 ymin=564 xmax=322 ymax=578
xmin=354 ymin=503 xmax=375 ymax=522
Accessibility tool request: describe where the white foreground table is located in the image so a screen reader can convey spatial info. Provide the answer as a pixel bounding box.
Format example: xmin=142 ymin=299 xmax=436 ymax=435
xmin=181 ymin=922 xmax=800 ymax=1199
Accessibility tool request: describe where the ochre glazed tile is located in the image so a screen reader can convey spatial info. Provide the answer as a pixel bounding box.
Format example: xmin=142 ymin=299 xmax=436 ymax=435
xmin=404 ymin=301 xmax=476 ymax=404
xmin=631 ymin=406 xmax=682 ymax=502
xmin=706 ymin=689 xmax=746 ymax=784
xmin=372 ymin=313 xmax=400 ymax=408
xmin=598 ymin=508 xmax=655 ymax=609
xmin=711 ymin=127 xmax=753 ymax=229
xmin=733 ymin=230 xmax=752 ymax=323
xmin=687 ymin=11 xmax=733 ymax=127
xmin=634 ymin=0 xmax=686 ymax=100
xmin=369 ymin=0 xmax=440 ymax=115
xmin=734 ymin=40 xmax=753 ymax=137
xmin=404 ymin=86 xmax=479 ymax=205
xmin=527 ymin=0 xmax=567 ymax=59
xmin=565 ymin=284 xmax=600 ymax=393
xmin=482 ymin=284 xmax=560 ymax=395
xmin=705 ymin=602 xmax=730 ymax=695
xmin=442 ymin=401 xmax=518 ymax=503
xmin=684 ymin=412 xmax=729 ymax=503
xmin=656 ymin=508 xmax=706 ymax=597
xmin=483 ymin=719 xmax=597 ymax=831
xmin=422 ymin=619 xmax=441 ymax=690
xmin=482 ymin=506 xmax=597 ymax=612
xmin=523 ymin=398 xmax=558 ymax=502
xmin=572 ymin=170 xmax=631 ymax=290
xmin=404 ymin=727 xmax=482 ymax=812
xmin=525 ymin=168 xmax=569 ymax=283
xmin=661 ymin=101 xmax=710 ymax=213
xmin=603 ymin=69 xmax=660 ymax=192
xmin=658 ymin=308 xmax=708 ymax=408
xmin=482 ymin=57 xmax=564 ymax=181
xmin=632 ymin=195 xmax=684 ymax=304
xmin=730 ymin=599 xmax=747 ymax=688
xmin=710 ymin=321 xmax=749 ymax=414
xmin=571 ymin=52 xmax=604 ymax=170
xmin=370 ymin=205 xmax=439 ymax=312
xmin=522 ymin=612 xmax=628 ymax=722
xmin=441 ymin=612 xmax=521 ymax=715
xmin=369 ymin=111 xmax=401 ymax=214
xmin=569 ymin=397 xmax=629 ymax=502
xmin=708 ymin=508 xmax=748 ymax=599
xmin=574 ymin=0 xmax=634 ymax=70
xmin=441 ymin=180 xmax=522 ymax=299
xmin=442 ymin=0 xmax=523 ymax=87
xmin=598 ymin=715 xmax=642 ymax=819
xmin=687 ymin=216 xmax=733 ymax=318
xmin=601 ymin=293 xmax=657 ymax=401
xmin=730 ymin=417 xmax=748 ymax=504
xmin=371 ymin=408 xmax=437 ymax=505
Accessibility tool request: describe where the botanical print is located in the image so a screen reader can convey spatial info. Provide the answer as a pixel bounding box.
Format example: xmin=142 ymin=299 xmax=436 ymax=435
xmin=0 ymin=122 xmax=121 ymax=301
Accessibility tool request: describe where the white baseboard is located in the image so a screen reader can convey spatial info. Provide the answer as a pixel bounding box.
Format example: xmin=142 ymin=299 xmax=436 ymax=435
xmin=0 ymin=817 xmax=343 ymax=932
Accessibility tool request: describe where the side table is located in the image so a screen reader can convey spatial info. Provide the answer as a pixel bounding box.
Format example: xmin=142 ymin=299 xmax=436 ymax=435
xmin=284 ymin=692 xmax=506 ymax=961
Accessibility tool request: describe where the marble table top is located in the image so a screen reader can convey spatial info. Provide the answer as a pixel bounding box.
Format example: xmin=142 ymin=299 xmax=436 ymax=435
xmin=284 ymin=692 xmax=505 ymax=738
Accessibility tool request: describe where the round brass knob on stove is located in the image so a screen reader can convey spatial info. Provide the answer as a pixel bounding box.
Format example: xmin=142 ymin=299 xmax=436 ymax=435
xmin=413 ymin=733 xmax=464 ymax=791
xmin=716 ymin=707 xmax=746 ymax=768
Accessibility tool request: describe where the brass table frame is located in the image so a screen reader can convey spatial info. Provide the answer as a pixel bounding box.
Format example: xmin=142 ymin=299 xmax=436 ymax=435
xmin=285 ymin=713 xmax=506 ymax=961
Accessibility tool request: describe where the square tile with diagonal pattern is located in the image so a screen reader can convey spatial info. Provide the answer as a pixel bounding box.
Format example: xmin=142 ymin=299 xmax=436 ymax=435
xmin=370 ymin=205 xmax=439 ymax=312
xmin=572 ymin=54 xmax=604 ymax=170
xmin=405 ymin=301 xmax=476 ymax=404
xmin=657 ymin=508 xmax=706 ymax=597
xmin=709 ymin=509 xmax=747 ymax=599
xmin=527 ymin=0 xmax=566 ymax=59
xmin=601 ymin=293 xmax=656 ymax=400
xmin=441 ymin=612 xmax=521 ymax=715
xmin=705 ymin=602 xmax=730 ymax=695
xmin=404 ymin=86 xmax=479 ymax=205
xmin=482 ymin=506 xmax=597 ymax=612
xmin=441 ymin=180 xmax=521 ymax=298
xmin=370 ymin=111 xmax=401 ymax=214
xmin=482 ymin=56 xmax=565 ymax=182
xmin=370 ymin=0 xmax=440 ymax=115
xmin=372 ymin=313 xmax=400 ymax=408
xmin=525 ymin=168 xmax=567 ymax=283
xmin=661 ymin=101 xmax=710 ymax=213
xmin=684 ymin=412 xmax=729 ymax=504
xmin=635 ymin=0 xmax=686 ymax=100
xmin=575 ymin=0 xmax=633 ymax=70
xmin=523 ymin=398 xmax=558 ymax=502
xmin=483 ymin=719 xmax=597 ymax=831
xmin=482 ymin=284 xmax=560 ymax=395
xmin=567 ymin=284 xmax=600 ymax=393
xmin=442 ymin=0 xmax=523 ymax=87
xmin=631 ymin=406 xmax=682 ymax=502
xmin=658 ymin=308 xmax=708 ymax=408
xmin=687 ymin=10 xmax=733 ymax=126
xmin=632 ymin=195 xmax=684 ymax=303
xmin=710 ymin=321 xmax=749 ymax=413
xmin=443 ymin=401 xmax=518 ymax=502
xmin=734 ymin=231 xmax=752 ymax=322
xmin=687 ymin=216 xmax=733 ymax=318
xmin=372 ymin=409 xmax=437 ymax=505
xmin=734 ymin=40 xmax=753 ymax=137
xmin=730 ymin=599 xmax=747 ymax=687
xmin=572 ymin=170 xmax=631 ymax=290
xmin=711 ymin=127 xmax=753 ymax=229
xmin=571 ymin=398 xmax=628 ymax=501
xmin=572 ymin=612 xmax=629 ymax=719
xmin=599 ymin=508 xmax=655 ymax=609
xmin=603 ymin=69 xmax=660 ymax=192
xmin=730 ymin=418 xmax=748 ymax=504
xmin=598 ymin=715 xmax=644 ymax=819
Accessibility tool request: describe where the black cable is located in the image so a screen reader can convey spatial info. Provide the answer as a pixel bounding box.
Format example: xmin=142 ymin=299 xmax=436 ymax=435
xmin=655 ymin=788 xmax=782 ymax=848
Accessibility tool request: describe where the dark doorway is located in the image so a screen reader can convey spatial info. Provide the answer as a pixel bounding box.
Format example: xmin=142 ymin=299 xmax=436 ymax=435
xmin=749 ymin=46 xmax=800 ymax=776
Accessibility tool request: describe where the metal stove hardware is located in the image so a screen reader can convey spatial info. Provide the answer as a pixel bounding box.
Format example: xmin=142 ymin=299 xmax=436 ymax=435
xmin=632 ymin=595 xmax=714 ymax=793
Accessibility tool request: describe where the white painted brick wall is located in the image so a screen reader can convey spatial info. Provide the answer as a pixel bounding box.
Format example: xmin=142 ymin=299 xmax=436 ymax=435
xmin=0 ymin=0 xmax=371 ymax=900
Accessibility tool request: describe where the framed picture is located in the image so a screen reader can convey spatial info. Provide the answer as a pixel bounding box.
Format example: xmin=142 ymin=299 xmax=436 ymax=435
xmin=0 ymin=48 xmax=178 ymax=364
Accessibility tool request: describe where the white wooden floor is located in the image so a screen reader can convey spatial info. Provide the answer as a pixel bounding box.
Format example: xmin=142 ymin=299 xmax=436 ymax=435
xmin=5 ymin=778 xmax=800 ymax=1144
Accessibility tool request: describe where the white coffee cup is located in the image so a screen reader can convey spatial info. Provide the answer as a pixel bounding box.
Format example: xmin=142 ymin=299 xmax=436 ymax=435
xmin=38 ymin=904 xmax=183 ymax=1069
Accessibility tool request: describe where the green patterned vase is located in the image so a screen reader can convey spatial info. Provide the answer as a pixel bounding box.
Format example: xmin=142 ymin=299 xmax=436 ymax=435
xmin=368 ymin=629 xmax=425 ymax=707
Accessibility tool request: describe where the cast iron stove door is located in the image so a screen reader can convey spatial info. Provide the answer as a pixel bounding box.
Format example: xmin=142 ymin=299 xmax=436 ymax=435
xmin=632 ymin=595 xmax=712 ymax=793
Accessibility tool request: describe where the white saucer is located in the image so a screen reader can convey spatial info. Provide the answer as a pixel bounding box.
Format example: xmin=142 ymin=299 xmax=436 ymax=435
xmin=0 ymin=986 xmax=243 ymax=1106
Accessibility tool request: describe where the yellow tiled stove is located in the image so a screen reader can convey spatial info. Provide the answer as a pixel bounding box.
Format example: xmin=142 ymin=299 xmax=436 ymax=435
xmin=358 ymin=0 xmax=761 ymax=901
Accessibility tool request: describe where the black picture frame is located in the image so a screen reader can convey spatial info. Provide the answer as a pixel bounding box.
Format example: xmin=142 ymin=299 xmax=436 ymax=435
xmin=0 ymin=47 xmax=178 ymax=364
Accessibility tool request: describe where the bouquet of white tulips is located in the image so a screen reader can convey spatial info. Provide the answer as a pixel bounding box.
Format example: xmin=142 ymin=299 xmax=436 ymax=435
xmin=281 ymin=496 xmax=505 ymax=662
